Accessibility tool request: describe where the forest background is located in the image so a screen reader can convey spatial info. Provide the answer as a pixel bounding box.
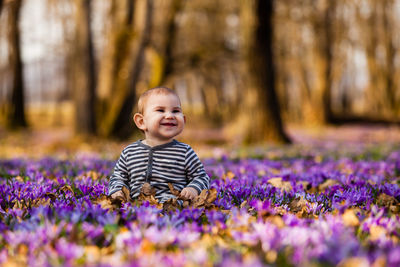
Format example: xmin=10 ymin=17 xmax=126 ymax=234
xmin=1 ymin=0 xmax=400 ymax=158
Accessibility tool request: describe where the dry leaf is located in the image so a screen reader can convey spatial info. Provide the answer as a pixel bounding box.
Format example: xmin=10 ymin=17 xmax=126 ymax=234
xmin=307 ymin=187 xmax=318 ymax=194
xmin=342 ymin=209 xmax=360 ymax=227
xmin=57 ymin=185 xmax=75 ymax=196
xmin=389 ymin=205 xmax=400 ymax=213
xmin=134 ymin=183 xmax=164 ymax=209
xmin=372 ymin=256 xmax=386 ymax=267
xmin=15 ymin=176 xmax=24 ymax=182
xmin=182 ymin=200 xmax=190 ymax=208
xmin=45 ymin=192 xmax=57 ymax=201
xmin=148 ymin=195 xmax=159 ymax=206
xmin=337 ymin=257 xmax=369 ymax=267
xmin=266 ymin=215 xmax=285 ymax=228
xmin=376 ymin=193 xmax=400 ymax=213
xmin=318 ymin=179 xmax=339 ymax=191
xmin=102 ymin=182 xmax=219 ymax=212
xmin=222 ymin=171 xmax=235 ymax=182
xmin=32 ymin=198 xmax=51 ymax=208
xmin=87 ymin=171 xmax=99 ymax=180
xmin=297 ymin=181 xmax=310 ymax=190
xmin=376 ymin=193 xmax=398 ymax=207
xmin=141 ymin=183 xmax=156 ymax=196
xmin=369 ymin=225 xmax=386 ymax=241
xmin=162 ymin=198 xmax=180 ymax=213
xmin=220 ymin=210 xmax=231 ymax=215
xmin=93 ymin=195 xmax=116 ymax=210
xmin=113 ymin=196 xmax=125 ymax=206
xmin=168 ymin=183 xmax=181 ymax=197
xmin=167 ymin=185 xmax=218 ymax=209
xmin=288 ymin=197 xmax=308 ymax=213
xmin=121 ymin=186 xmax=132 ymax=202
xmin=268 ymin=177 xmax=292 ymax=192
xmin=265 ymin=250 xmax=278 ymax=263
xmin=274 ymin=206 xmax=287 ymax=215
xmin=192 ymin=190 xmax=209 ymax=208
xmin=84 ymin=246 xmax=102 ymax=262
xmin=206 ymin=188 xmax=217 ymax=203
xmin=240 ymin=200 xmax=249 ymax=209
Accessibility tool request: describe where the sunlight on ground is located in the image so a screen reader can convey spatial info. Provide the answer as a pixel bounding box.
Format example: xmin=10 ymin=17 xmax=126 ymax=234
xmin=1 ymin=123 xmax=400 ymax=160
xmin=1 ymin=102 xmax=400 ymax=159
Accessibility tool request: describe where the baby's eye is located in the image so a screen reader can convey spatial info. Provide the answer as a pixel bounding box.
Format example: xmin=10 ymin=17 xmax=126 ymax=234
xmin=156 ymin=109 xmax=164 ymax=112
xmin=173 ymin=110 xmax=181 ymax=113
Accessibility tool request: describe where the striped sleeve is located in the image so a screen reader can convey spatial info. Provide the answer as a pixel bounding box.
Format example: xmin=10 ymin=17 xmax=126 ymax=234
xmin=108 ymin=149 xmax=130 ymax=196
xmin=185 ymin=145 xmax=210 ymax=193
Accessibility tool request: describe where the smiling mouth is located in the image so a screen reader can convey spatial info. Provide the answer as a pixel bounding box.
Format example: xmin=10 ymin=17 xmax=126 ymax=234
xmin=161 ymin=123 xmax=177 ymax=126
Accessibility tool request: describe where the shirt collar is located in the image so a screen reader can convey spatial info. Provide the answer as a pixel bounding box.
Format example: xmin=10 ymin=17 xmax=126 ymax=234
xmin=137 ymin=139 xmax=177 ymax=150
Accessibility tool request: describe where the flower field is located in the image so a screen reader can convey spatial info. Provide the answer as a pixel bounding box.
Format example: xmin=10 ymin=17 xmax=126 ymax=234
xmin=0 ymin=147 xmax=400 ymax=266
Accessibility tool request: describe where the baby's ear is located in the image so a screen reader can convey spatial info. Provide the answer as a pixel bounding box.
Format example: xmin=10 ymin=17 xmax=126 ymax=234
xmin=133 ymin=113 xmax=146 ymax=131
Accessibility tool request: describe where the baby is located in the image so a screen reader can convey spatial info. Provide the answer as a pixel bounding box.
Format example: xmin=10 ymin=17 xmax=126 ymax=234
xmin=108 ymin=87 xmax=210 ymax=203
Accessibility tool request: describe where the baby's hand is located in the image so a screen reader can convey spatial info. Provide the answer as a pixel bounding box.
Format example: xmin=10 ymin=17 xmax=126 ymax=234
xmin=180 ymin=187 xmax=198 ymax=200
xmin=110 ymin=190 xmax=124 ymax=200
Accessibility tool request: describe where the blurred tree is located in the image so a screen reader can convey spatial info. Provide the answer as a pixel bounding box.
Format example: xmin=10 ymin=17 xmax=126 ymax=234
xmin=72 ymin=0 xmax=96 ymax=135
xmin=380 ymin=0 xmax=398 ymax=114
xmin=111 ymin=0 xmax=154 ymax=139
xmin=273 ymin=0 xmax=305 ymax=123
xmin=6 ymin=0 xmax=27 ymax=129
xmin=156 ymin=0 xmax=184 ymax=86
xmin=5 ymin=0 xmax=400 ymax=139
xmin=96 ymin=0 xmax=136 ymax=137
xmin=358 ymin=0 xmax=381 ymax=114
xmin=242 ymin=0 xmax=290 ymax=144
xmin=333 ymin=0 xmax=400 ymax=124
xmin=278 ymin=0 xmax=337 ymax=125
xmin=168 ymin=0 xmax=242 ymax=125
xmin=97 ymin=0 xmax=153 ymax=139
xmin=311 ymin=0 xmax=336 ymax=124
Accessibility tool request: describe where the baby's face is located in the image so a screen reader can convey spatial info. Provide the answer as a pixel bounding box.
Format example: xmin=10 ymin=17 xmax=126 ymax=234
xmin=140 ymin=93 xmax=185 ymax=144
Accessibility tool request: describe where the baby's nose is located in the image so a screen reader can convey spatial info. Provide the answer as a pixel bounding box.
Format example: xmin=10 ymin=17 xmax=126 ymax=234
xmin=165 ymin=112 xmax=174 ymax=118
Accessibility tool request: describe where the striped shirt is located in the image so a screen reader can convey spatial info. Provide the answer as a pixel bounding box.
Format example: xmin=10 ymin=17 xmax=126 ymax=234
xmin=108 ymin=139 xmax=210 ymax=203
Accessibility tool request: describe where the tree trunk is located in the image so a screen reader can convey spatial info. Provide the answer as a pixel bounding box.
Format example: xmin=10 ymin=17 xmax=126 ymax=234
xmin=298 ymin=53 xmax=314 ymax=123
xmin=320 ymin=0 xmax=335 ymax=123
xmin=72 ymin=0 xmax=96 ymax=135
xmin=159 ymin=0 xmax=183 ymax=84
xmin=112 ymin=0 xmax=153 ymax=139
xmin=6 ymin=0 xmax=27 ymax=129
xmin=99 ymin=0 xmax=154 ymax=139
xmin=363 ymin=0 xmax=382 ymax=114
xmin=309 ymin=0 xmax=336 ymax=124
xmin=126 ymin=0 xmax=135 ymax=25
xmin=381 ymin=0 xmax=397 ymax=113
xmin=96 ymin=0 xmax=136 ymax=138
xmin=244 ymin=0 xmax=290 ymax=144
xmin=96 ymin=0 xmax=136 ymax=137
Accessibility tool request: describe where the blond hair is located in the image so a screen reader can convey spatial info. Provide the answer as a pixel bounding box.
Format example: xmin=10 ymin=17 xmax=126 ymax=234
xmin=137 ymin=87 xmax=180 ymax=114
